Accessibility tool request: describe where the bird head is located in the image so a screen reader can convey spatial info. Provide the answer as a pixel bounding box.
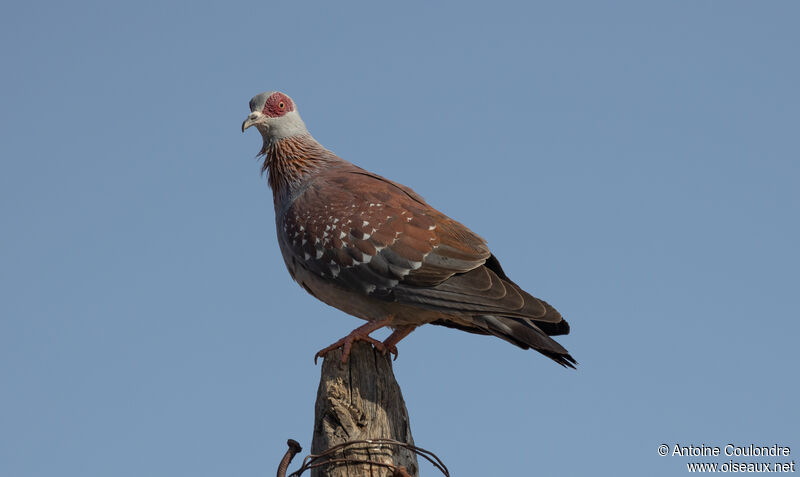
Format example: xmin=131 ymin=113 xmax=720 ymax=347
xmin=241 ymin=91 xmax=308 ymax=142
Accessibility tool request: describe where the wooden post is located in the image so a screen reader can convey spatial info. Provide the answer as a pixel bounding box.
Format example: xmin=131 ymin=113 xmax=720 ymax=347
xmin=311 ymin=341 xmax=419 ymax=477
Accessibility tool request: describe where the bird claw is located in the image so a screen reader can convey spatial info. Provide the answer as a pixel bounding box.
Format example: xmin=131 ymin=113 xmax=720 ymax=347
xmin=383 ymin=343 xmax=399 ymax=361
xmin=314 ymin=334 xmax=387 ymax=364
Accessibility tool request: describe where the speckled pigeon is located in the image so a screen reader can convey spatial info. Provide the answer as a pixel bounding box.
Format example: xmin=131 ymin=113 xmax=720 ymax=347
xmin=242 ymin=91 xmax=576 ymax=367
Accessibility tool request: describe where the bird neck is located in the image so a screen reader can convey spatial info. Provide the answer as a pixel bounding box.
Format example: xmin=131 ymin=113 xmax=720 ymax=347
xmin=262 ymin=134 xmax=333 ymax=200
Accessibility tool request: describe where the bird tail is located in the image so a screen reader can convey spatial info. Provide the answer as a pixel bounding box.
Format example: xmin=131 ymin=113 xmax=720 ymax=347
xmin=432 ymin=315 xmax=577 ymax=368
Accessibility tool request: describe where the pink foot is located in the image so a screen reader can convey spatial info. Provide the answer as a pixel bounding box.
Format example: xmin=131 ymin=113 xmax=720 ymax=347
xmin=314 ymin=333 xmax=388 ymax=364
xmin=314 ymin=318 xmax=396 ymax=364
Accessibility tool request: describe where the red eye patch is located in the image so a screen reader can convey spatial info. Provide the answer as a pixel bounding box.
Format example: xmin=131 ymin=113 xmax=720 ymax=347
xmin=263 ymin=92 xmax=294 ymax=117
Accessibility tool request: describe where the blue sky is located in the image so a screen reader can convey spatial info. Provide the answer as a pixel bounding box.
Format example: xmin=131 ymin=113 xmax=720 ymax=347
xmin=1 ymin=1 xmax=798 ymax=476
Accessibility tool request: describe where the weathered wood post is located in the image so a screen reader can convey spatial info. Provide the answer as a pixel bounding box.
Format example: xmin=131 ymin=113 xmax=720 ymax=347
xmin=311 ymin=341 xmax=419 ymax=477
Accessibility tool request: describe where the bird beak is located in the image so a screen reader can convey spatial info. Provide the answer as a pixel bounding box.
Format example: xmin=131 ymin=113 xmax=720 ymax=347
xmin=241 ymin=112 xmax=264 ymax=133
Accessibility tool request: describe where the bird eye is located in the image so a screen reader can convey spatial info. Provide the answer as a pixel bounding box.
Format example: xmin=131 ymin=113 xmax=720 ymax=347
xmin=279 ymin=102 xmax=285 ymax=109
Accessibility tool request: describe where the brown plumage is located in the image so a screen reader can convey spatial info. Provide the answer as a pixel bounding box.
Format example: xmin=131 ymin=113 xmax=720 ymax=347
xmin=242 ymin=91 xmax=576 ymax=367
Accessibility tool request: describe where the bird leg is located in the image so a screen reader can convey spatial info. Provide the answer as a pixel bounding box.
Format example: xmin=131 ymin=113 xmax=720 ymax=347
xmin=381 ymin=326 xmax=417 ymax=361
xmin=314 ymin=317 xmax=395 ymax=364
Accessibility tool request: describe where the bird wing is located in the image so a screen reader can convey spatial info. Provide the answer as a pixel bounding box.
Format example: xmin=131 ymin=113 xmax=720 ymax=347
xmin=280 ymin=167 xmax=559 ymax=323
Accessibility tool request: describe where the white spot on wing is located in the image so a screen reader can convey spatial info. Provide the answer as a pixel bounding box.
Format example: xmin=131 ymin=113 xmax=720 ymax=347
xmin=389 ymin=264 xmax=410 ymax=277
xmin=362 ymin=221 xmax=369 ymax=227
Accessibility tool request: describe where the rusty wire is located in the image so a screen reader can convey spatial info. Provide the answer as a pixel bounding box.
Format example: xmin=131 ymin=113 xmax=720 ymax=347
xmin=277 ymin=438 xmax=450 ymax=477
xmin=277 ymin=439 xmax=303 ymax=477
